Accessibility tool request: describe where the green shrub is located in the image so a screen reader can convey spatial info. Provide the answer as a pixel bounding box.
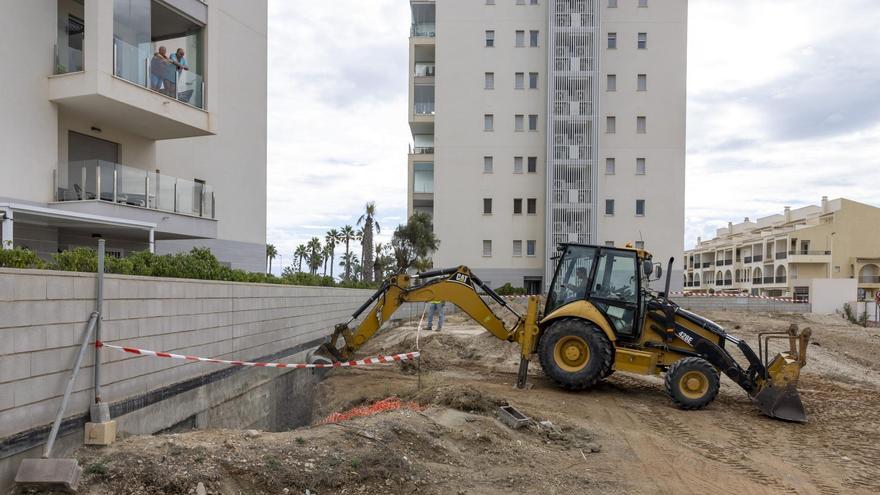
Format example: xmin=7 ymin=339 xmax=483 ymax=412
xmin=495 ymin=283 xmax=526 ymax=296
xmin=0 ymin=246 xmax=46 ymax=269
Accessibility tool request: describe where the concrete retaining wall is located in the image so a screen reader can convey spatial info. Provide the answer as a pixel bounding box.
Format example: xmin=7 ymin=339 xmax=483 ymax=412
xmin=671 ymin=296 xmax=810 ymax=314
xmin=0 ymin=267 xmax=375 ymax=489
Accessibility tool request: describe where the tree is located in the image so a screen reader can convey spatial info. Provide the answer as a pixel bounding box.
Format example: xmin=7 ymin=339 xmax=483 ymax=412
xmin=322 ymin=243 xmax=333 ymax=276
xmin=339 ymin=225 xmax=361 ymax=281
xmin=391 ymin=213 xmax=440 ymax=271
xmin=373 ymin=242 xmax=395 ymax=282
xmin=357 ymin=202 xmax=380 ymax=283
xmin=339 ymin=251 xmax=359 ymax=281
xmin=294 ymin=244 xmax=307 ymax=273
xmin=306 ymin=237 xmax=323 ymax=275
xmin=325 ymin=228 xmax=340 ymax=279
xmin=265 ymin=244 xmax=277 ymax=275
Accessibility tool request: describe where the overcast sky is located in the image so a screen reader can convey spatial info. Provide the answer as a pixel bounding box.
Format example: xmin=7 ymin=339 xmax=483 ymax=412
xmin=265 ymin=0 xmax=880 ymax=274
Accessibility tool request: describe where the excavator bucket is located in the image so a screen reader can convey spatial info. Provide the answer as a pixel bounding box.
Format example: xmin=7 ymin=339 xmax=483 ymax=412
xmin=751 ymin=327 xmax=811 ymax=423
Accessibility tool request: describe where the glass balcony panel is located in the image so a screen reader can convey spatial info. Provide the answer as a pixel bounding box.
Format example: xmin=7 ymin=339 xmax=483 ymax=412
xmin=175 ymin=178 xmax=196 ymax=216
xmin=153 ymin=173 xmax=176 ymax=212
xmin=98 ymin=161 xmax=115 ymax=202
xmin=413 ymin=163 xmax=434 ymax=193
xmin=202 ymin=184 xmax=215 ymax=219
xmin=414 ymin=63 xmax=435 ymax=77
xmin=56 ymin=2 xmax=84 ymax=74
xmin=116 ymin=164 xmax=148 ymax=206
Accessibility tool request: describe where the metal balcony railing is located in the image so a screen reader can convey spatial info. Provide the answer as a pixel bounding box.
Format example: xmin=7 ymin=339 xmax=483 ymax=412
xmin=724 ymin=259 xmax=733 ymax=265
xmin=788 ymin=250 xmax=832 ymax=256
xmin=764 ymin=277 xmax=775 ymax=284
xmin=702 ymin=262 xmax=711 ymax=268
xmin=410 ymin=146 xmax=435 ymax=154
xmin=776 ymin=276 xmax=787 ymax=283
xmin=411 ymin=23 xmax=436 ymax=37
xmin=753 ymin=255 xmax=764 ymax=262
xmin=744 ymin=256 xmax=752 ymax=263
xmin=715 ymin=260 xmax=723 ymax=266
xmin=414 ymin=102 xmax=435 ymax=115
xmin=753 ymin=278 xmax=762 ymax=285
xmin=859 ymin=276 xmax=880 ymax=283
xmin=776 ymin=252 xmax=787 ymax=260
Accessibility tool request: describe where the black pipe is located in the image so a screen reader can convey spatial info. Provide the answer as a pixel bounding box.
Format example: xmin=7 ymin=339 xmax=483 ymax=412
xmin=664 ymin=256 xmax=674 ymax=297
xmin=417 ymin=267 xmax=460 ymax=279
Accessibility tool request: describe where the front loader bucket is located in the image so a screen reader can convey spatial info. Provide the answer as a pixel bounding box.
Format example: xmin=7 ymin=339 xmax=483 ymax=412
xmin=752 ymin=383 xmax=807 ymax=423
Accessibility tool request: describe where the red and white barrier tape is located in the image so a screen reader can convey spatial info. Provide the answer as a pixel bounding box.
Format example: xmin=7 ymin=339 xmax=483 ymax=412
xmin=95 ymin=341 xmax=419 ymax=368
xmin=669 ymin=292 xmax=804 ymax=303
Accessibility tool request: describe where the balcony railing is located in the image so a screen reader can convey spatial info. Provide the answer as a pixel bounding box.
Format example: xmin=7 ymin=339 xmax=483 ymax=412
xmin=776 ymin=252 xmax=787 ymax=260
xmin=753 ymin=255 xmax=763 ymax=262
xmin=776 ymin=276 xmax=787 ymax=283
xmin=859 ymin=276 xmax=880 ymax=284
xmin=113 ymin=38 xmax=205 ymax=109
xmin=410 ymin=146 xmax=435 ymax=154
xmin=724 ymin=259 xmax=733 ymax=265
xmin=744 ymin=256 xmax=752 ymax=263
xmin=715 ymin=260 xmax=723 ymax=266
xmin=702 ymin=262 xmax=711 ymax=268
xmin=789 ymin=250 xmax=831 ymax=256
xmin=55 ymin=43 xmax=83 ymax=75
xmin=763 ymin=277 xmax=775 ymax=284
xmin=411 ymin=23 xmax=436 ymax=37
xmin=753 ymin=278 xmax=762 ymax=285
xmin=414 ymin=102 xmax=435 ymax=115
xmin=414 ymin=63 xmax=436 ymax=77
xmin=55 ymin=160 xmax=215 ymax=219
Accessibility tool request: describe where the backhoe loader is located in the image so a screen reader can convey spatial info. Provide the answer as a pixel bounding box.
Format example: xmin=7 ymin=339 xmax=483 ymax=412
xmin=313 ymin=243 xmax=811 ymax=422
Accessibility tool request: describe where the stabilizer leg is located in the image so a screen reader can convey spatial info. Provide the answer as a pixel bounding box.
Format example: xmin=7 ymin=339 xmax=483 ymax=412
xmin=516 ymin=357 xmax=529 ymax=389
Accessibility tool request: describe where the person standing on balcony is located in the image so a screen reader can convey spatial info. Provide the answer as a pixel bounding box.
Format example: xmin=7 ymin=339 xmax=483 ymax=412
xmin=170 ymin=48 xmax=191 ymax=102
xmin=149 ymin=46 xmax=170 ymax=91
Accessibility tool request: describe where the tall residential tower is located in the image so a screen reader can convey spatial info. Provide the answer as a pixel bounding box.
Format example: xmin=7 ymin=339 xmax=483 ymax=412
xmin=407 ymin=0 xmax=686 ymax=291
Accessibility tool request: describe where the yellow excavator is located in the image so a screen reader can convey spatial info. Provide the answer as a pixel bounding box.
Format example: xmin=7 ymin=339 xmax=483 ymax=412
xmin=313 ymin=243 xmax=811 ymax=422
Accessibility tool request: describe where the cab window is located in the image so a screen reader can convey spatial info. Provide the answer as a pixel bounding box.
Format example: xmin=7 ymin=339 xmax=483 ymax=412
xmin=546 ymin=246 xmax=597 ymax=313
xmin=591 ymin=250 xmax=638 ymax=303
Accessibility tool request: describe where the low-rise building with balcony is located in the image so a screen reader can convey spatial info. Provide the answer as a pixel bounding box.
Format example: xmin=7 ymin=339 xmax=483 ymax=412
xmin=683 ymin=197 xmax=880 ymax=302
xmin=1 ymin=0 xmax=267 ymax=271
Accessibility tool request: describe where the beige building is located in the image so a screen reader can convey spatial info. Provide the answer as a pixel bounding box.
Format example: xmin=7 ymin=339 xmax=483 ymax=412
xmin=683 ymin=197 xmax=880 ymax=302
xmin=0 ymin=0 xmax=267 ymax=271
xmin=407 ymin=0 xmax=687 ymax=293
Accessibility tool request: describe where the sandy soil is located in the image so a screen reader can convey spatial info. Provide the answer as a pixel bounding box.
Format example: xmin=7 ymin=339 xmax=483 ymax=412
xmin=46 ymin=309 xmax=880 ymax=494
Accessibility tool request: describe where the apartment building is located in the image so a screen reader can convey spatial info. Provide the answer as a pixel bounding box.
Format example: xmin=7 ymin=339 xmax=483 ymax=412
xmin=407 ymin=0 xmax=687 ymax=293
xmin=683 ymin=197 xmax=880 ymax=302
xmin=0 ymin=0 xmax=267 ymax=272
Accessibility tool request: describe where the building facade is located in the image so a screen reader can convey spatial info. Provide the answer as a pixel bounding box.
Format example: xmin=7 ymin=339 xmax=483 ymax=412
xmin=407 ymin=0 xmax=686 ymax=292
xmin=683 ymin=197 xmax=880 ymax=302
xmin=0 ymin=0 xmax=267 ymax=272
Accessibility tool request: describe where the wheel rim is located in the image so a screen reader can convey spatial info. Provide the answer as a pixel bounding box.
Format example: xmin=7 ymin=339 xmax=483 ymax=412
xmin=553 ymin=335 xmax=590 ymax=372
xmin=678 ymin=370 xmax=709 ymax=399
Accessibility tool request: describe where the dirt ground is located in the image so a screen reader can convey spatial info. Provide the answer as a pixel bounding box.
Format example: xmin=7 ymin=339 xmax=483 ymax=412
xmin=49 ymin=308 xmax=880 ymax=494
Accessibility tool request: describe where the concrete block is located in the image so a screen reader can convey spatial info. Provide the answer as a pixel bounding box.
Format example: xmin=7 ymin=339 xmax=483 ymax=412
xmin=30 ymin=347 xmax=93 ymax=377
xmin=13 ymin=326 xmax=47 ymax=353
xmin=14 ymin=458 xmax=82 ymax=492
xmin=46 ymin=277 xmax=75 ymax=300
xmin=73 ymin=275 xmax=97 ymax=300
xmin=0 ymin=275 xmax=13 ymax=301
xmin=83 ymin=420 xmax=117 ymax=445
xmin=0 ymin=382 xmax=14 ymax=410
xmin=12 ymin=275 xmax=47 ymax=301
xmin=0 ymin=354 xmax=31 ymax=383
xmin=45 ymin=323 xmax=77 ymax=349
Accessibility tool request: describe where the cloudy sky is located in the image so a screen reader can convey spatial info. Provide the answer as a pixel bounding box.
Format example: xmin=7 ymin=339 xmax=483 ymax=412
xmin=265 ymin=0 xmax=880 ymax=274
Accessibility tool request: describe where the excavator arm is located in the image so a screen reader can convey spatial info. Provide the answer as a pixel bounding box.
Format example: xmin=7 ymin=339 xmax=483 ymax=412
xmin=314 ymin=266 xmax=542 ymax=386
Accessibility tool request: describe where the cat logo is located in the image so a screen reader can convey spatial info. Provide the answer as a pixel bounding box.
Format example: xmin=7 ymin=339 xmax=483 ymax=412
xmin=452 ymin=273 xmax=471 ymax=286
xmin=676 ymin=330 xmax=694 ymax=346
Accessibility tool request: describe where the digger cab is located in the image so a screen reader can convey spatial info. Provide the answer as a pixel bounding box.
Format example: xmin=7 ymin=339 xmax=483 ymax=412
xmin=544 ymin=243 xmax=653 ymax=340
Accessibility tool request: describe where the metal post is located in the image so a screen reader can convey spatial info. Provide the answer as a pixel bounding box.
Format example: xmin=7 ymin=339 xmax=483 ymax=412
xmin=95 ymin=161 xmax=101 ymax=202
xmin=144 ymin=57 xmax=149 ymax=88
xmin=145 ymin=173 xmax=150 ymax=209
xmin=81 ymin=162 xmax=87 ymax=200
xmin=1 ymin=208 xmax=12 ymax=250
xmin=148 ymin=229 xmax=155 ymax=254
xmin=44 ymin=313 xmax=99 ymax=458
xmin=94 ymin=240 xmax=105 ymax=403
xmin=112 ymin=165 xmax=117 ymax=204
xmin=53 ymin=169 xmax=58 ymax=201
xmin=173 ymin=180 xmax=178 ymax=213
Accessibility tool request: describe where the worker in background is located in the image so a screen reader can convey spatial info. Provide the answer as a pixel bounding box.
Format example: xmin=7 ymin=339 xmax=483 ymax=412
xmin=426 ymin=300 xmax=445 ymax=331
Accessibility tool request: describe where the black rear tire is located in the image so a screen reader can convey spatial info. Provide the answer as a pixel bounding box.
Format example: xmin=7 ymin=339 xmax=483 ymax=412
xmin=664 ymin=357 xmax=720 ymax=410
xmin=538 ymin=318 xmax=613 ymax=390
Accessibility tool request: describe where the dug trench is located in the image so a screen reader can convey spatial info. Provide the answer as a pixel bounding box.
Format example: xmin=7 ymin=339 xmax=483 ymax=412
xmin=27 ymin=310 xmax=880 ymax=494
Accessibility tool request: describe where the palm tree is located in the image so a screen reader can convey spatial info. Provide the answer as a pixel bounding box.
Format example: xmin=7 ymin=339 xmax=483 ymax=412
xmin=266 ymin=244 xmax=278 ymax=275
xmin=339 ymin=225 xmax=359 ymax=281
xmin=322 ymin=243 xmax=333 ymax=276
xmin=339 ymin=252 xmax=359 ymax=281
xmin=294 ymin=244 xmax=307 ymax=273
xmin=357 ymin=202 xmax=380 ymax=283
xmin=306 ymin=237 xmax=323 ymax=275
xmin=325 ymin=228 xmax=340 ymax=279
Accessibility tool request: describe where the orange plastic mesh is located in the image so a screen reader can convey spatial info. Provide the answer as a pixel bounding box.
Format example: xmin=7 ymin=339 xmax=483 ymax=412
xmin=320 ymin=397 xmax=425 ymax=424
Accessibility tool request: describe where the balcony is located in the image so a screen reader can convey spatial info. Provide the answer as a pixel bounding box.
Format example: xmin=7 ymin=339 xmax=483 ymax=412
xmin=753 ymin=278 xmax=762 ymax=285
xmin=413 ymin=163 xmax=434 ymax=195
xmin=744 ymin=256 xmax=752 ymax=263
xmin=753 ymin=255 xmax=764 ymax=262
xmin=763 ymin=277 xmax=775 ymax=284
xmin=410 ymin=145 xmax=435 ymax=155
xmin=776 ymin=276 xmax=787 ymax=284
xmin=702 ymin=262 xmax=711 ymax=268
xmin=787 ymin=250 xmax=832 ymax=264
xmin=48 ymin=0 xmax=211 ymax=140
xmin=414 ymin=63 xmax=436 ymax=78
xmin=414 ymin=102 xmax=435 ymax=115
xmin=859 ymin=276 xmax=880 ymax=284
xmin=410 ymin=3 xmax=436 ymax=38
xmin=724 ymin=259 xmax=733 ymax=265
xmin=776 ymin=252 xmax=788 ymax=260
xmin=715 ymin=260 xmax=723 ymax=266
xmin=52 ymin=160 xmax=217 ymax=240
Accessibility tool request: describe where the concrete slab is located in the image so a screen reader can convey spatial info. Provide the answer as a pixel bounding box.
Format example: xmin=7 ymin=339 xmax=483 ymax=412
xmin=14 ymin=458 xmax=82 ymax=492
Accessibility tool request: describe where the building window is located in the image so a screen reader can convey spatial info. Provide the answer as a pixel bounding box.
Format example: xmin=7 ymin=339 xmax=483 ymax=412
xmin=607 ymin=74 xmax=616 ymax=91
xmin=636 ymin=157 xmax=646 ymax=175
xmin=485 ymin=114 xmax=494 ymax=131
xmin=638 ymin=0 xmax=648 ymax=7
xmin=528 ymin=114 xmax=538 ymax=131
xmin=513 ymin=240 xmax=523 ymax=257
xmin=483 ymin=198 xmax=493 ymax=214
xmin=515 ymin=30 xmax=525 ymax=47
xmin=637 ymin=116 xmax=646 ymax=133
xmin=605 ymin=157 xmax=616 ymax=175
xmin=527 ymin=198 xmax=537 ymax=214
xmin=605 ymin=199 xmax=615 ymax=216
xmin=606 ymin=116 xmax=616 ymax=133
xmin=636 ymin=199 xmax=646 ymax=216
xmin=638 ymin=32 xmax=647 ymax=49
xmin=515 ymin=72 xmax=525 ymax=89
xmin=527 ymin=156 xmax=537 ymax=173
xmin=608 ymin=0 xmax=617 ymax=7
xmin=529 ymin=72 xmax=538 ymax=89
xmin=515 ymin=114 xmax=524 ymax=131
xmin=635 ymin=241 xmax=645 ymax=249
xmin=530 ymin=30 xmax=539 ymax=47
xmin=608 ymin=32 xmax=617 ymax=49
xmin=527 ymin=240 xmax=536 ymax=256
xmin=514 ymin=156 xmax=524 ymax=173
xmin=485 ymin=72 xmax=495 ymax=89
xmin=637 ymin=74 xmax=647 ymax=91
xmin=486 ymin=30 xmax=495 ymax=47
xmin=514 ymin=198 xmax=523 ymax=214
xmin=484 ymin=156 xmax=494 ymax=173
xmin=483 ymin=240 xmax=492 ymax=257
xmin=605 ymin=241 xmax=615 ymax=247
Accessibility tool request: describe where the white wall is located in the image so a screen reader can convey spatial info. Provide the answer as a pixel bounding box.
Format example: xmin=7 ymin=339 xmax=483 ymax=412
xmin=810 ymin=278 xmax=858 ymax=314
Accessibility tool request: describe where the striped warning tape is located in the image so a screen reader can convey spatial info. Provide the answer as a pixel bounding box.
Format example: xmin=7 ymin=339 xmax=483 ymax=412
xmin=669 ymin=292 xmax=804 ymax=303
xmin=95 ymin=341 xmax=419 ymax=368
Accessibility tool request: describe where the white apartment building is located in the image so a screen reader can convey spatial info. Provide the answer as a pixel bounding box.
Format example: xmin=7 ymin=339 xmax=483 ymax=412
xmin=407 ymin=0 xmax=686 ymax=293
xmin=0 ymin=0 xmax=267 ymax=272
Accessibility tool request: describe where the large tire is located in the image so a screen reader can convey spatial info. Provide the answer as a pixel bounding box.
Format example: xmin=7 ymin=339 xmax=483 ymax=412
xmin=664 ymin=357 xmax=720 ymax=410
xmin=538 ymin=318 xmax=613 ymax=390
